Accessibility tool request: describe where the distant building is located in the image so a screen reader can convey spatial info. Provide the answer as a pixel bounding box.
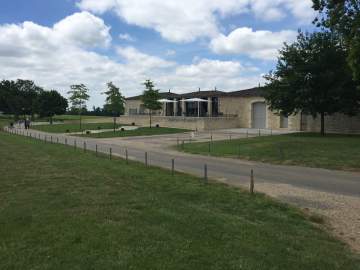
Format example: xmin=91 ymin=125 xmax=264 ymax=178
xmin=123 ymin=87 xmax=360 ymax=133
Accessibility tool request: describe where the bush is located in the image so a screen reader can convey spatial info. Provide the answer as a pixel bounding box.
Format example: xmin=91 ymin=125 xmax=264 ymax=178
xmin=65 ymin=129 xmax=70 ymax=133
xmin=86 ymin=130 xmax=91 ymax=135
xmin=131 ymin=122 xmax=135 ymax=126
xmin=155 ymin=124 xmax=160 ymax=128
xmin=121 ymin=128 xmax=125 ymax=131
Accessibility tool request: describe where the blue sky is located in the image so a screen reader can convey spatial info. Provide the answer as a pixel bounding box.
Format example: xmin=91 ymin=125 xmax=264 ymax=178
xmin=0 ymin=0 xmax=316 ymax=107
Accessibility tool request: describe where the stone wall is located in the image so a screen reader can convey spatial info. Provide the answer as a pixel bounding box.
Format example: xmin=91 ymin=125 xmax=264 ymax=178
xmin=301 ymin=113 xmax=360 ymax=134
xmin=116 ymin=115 xmax=239 ymax=131
xmin=218 ymin=96 xmax=301 ymax=131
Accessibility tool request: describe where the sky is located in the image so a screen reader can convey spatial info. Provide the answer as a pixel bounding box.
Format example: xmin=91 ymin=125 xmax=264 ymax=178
xmin=0 ymin=0 xmax=316 ymax=107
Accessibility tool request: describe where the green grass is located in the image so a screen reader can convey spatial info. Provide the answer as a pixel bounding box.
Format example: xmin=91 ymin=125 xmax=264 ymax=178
xmin=0 ymin=132 xmax=359 ymax=269
xmin=177 ymin=133 xmax=360 ymax=171
xmin=80 ymin=127 xmax=190 ymax=138
xmin=31 ymin=122 xmax=126 ymax=133
xmin=52 ymin=114 xmax=112 ymax=122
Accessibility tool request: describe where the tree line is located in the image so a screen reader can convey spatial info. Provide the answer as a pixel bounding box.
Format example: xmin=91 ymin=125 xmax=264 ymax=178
xmin=0 ymin=80 xmax=126 ymax=124
xmin=264 ymin=0 xmax=360 ymax=135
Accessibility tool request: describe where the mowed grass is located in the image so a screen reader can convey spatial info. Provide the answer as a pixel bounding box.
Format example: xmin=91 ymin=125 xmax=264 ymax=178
xmin=0 ymin=132 xmax=359 ymax=269
xmin=80 ymin=127 xmax=190 ymax=138
xmin=52 ymin=114 xmax=113 ymax=122
xmin=178 ymin=133 xmax=360 ymax=171
xmin=31 ymin=122 xmax=126 ymax=133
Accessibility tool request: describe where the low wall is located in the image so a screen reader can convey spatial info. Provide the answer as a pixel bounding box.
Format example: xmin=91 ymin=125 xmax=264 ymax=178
xmin=117 ymin=115 xmax=239 ymax=131
xmin=301 ymin=113 xmax=360 ymax=134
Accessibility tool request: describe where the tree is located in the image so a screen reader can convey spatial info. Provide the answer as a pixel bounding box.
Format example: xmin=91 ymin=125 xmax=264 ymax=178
xmin=312 ymin=0 xmax=360 ymax=81
xmin=264 ymin=31 xmax=359 ymax=135
xmin=67 ymin=84 xmax=90 ymax=131
xmin=37 ymin=90 xmax=68 ymax=124
xmin=0 ymin=79 xmax=43 ymax=120
xmin=141 ymin=80 xmax=161 ymax=128
xmin=103 ymin=82 xmax=125 ymax=132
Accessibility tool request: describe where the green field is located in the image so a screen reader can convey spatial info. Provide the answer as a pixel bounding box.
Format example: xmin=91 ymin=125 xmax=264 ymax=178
xmin=31 ymin=122 xmax=125 ymax=133
xmin=80 ymin=127 xmax=190 ymax=138
xmin=0 ymin=132 xmax=359 ymax=269
xmin=52 ymin=114 xmax=113 ymax=122
xmin=177 ymin=133 xmax=360 ymax=171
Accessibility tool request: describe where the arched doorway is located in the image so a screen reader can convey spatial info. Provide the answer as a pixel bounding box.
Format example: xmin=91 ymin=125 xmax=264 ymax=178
xmin=251 ymin=102 xmax=266 ymax=129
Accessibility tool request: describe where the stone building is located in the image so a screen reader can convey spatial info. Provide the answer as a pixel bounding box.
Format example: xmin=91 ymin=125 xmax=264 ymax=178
xmin=122 ymin=87 xmax=360 ymax=133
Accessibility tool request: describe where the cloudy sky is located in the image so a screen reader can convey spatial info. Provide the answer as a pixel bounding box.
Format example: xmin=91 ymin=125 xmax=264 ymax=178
xmin=1 ymin=0 xmax=316 ymax=107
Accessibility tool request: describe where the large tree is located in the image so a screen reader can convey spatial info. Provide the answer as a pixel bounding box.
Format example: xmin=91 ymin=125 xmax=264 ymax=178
xmin=68 ymin=84 xmax=90 ymax=131
xmin=312 ymin=0 xmax=360 ymax=81
xmin=37 ymin=90 xmax=68 ymax=124
xmin=103 ymin=82 xmax=125 ymax=132
xmin=264 ymin=31 xmax=359 ymax=135
xmin=141 ymin=80 xmax=161 ymax=128
xmin=0 ymin=79 xmax=43 ymax=119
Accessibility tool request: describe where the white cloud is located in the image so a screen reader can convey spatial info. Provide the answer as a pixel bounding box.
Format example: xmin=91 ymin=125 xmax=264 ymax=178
xmin=0 ymin=14 xmax=264 ymax=106
xmin=210 ymin=27 xmax=297 ymax=60
xmin=77 ymin=0 xmax=314 ymax=43
xmin=165 ymin=49 xmax=176 ymax=56
xmin=119 ymin=33 xmax=135 ymax=42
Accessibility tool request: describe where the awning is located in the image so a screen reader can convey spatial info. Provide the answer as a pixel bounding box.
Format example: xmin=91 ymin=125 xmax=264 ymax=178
xmin=158 ymin=99 xmax=178 ymax=103
xmin=184 ymin=98 xmax=209 ymax=102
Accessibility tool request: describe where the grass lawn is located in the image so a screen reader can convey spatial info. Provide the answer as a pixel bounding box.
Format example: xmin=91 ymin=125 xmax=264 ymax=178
xmin=52 ymin=114 xmax=113 ymax=122
xmin=0 ymin=132 xmax=359 ymax=269
xmin=177 ymin=133 xmax=360 ymax=171
xmin=80 ymin=127 xmax=190 ymax=138
xmin=31 ymin=122 xmax=126 ymax=133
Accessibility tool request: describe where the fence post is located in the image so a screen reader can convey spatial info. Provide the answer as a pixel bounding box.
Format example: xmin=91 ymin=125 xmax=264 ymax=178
xmin=145 ymin=152 xmax=148 ymax=166
xmin=109 ymin=148 xmax=112 ymax=160
xmin=125 ymin=149 xmax=128 ymax=164
xmin=250 ymin=169 xmax=254 ymax=194
xmin=204 ymin=164 xmax=208 ymax=184
xmin=171 ymin=159 xmax=175 ymax=176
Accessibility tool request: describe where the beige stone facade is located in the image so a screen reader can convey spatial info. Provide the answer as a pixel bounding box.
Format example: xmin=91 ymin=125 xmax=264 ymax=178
xmin=124 ymin=88 xmax=359 ymax=133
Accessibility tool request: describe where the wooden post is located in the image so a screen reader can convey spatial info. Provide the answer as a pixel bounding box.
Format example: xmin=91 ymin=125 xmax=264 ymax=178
xmin=250 ymin=169 xmax=254 ymax=194
xmin=171 ymin=159 xmax=175 ymax=176
xmin=125 ymin=149 xmax=128 ymax=164
xmin=145 ymin=152 xmax=148 ymax=166
xmin=109 ymin=148 xmax=112 ymax=160
xmin=95 ymin=145 xmax=98 ymax=156
xmin=204 ymin=164 xmax=208 ymax=183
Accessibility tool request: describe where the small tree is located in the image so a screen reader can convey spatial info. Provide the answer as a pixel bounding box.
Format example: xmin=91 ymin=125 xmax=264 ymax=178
xmin=141 ymin=80 xmax=161 ymax=128
xmin=103 ymin=82 xmax=125 ymax=132
xmin=264 ymin=31 xmax=359 ymax=135
xmin=37 ymin=90 xmax=68 ymax=124
xmin=67 ymin=84 xmax=90 ymax=131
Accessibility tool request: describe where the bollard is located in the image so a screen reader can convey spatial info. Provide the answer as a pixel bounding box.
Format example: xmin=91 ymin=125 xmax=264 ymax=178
xmin=211 ymin=134 xmax=213 ymax=142
xmin=171 ymin=159 xmax=175 ymax=176
xmin=83 ymin=142 xmax=86 ymax=152
xmin=95 ymin=145 xmax=98 ymax=156
xmin=204 ymin=164 xmax=208 ymax=183
xmin=125 ymin=149 xmax=128 ymax=164
xmin=109 ymin=148 xmax=112 ymax=160
xmin=57 ymin=137 xmax=59 ymax=144
xmin=258 ymin=129 xmax=261 ymax=137
xmin=145 ymin=152 xmax=148 ymax=166
xmin=229 ymin=135 xmax=232 ymax=141
xmin=65 ymin=138 xmax=68 ymax=145
xmin=250 ymin=169 xmax=254 ymax=194
xmin=50 ymin=136 xmax=53 ymax=144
